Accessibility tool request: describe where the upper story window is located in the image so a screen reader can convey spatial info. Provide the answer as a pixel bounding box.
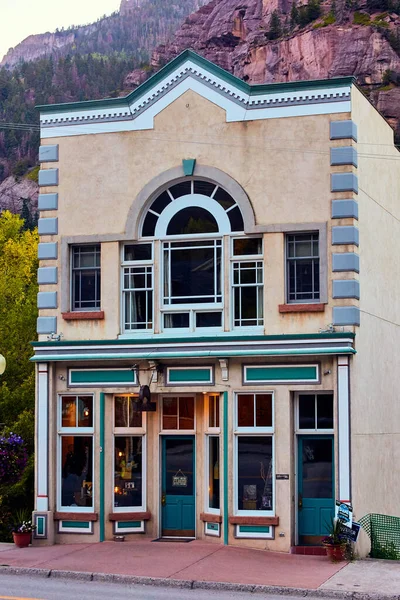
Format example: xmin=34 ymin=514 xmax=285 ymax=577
xmin=71 ymin=245 xmax=101 ymax=311
xmin=122 ymin=243 xmax=153 ymax=331
xmin=232 ymin=237 xmax=263 ymax=328
xmin=286 ymin=233 xmax=319 ymax=303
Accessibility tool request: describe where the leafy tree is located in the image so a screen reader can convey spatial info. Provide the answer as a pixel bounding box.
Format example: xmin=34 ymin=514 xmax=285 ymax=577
xmin=290 ymin=2 xmax=300 ymax=29
xmin=0 ymin=211 xmax=38 ymax=540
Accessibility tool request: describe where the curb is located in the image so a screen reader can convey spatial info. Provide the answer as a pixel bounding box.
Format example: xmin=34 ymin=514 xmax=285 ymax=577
xmin=0 ymin=566 xmax=399 ymax=600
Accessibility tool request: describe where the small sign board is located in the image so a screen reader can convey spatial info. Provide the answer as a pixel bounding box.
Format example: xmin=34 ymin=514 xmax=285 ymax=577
xmin=124 ymin=481 xmax=135 ymax=490
xmin=172 ymin=470 xmax=188 ymax=487
xmin=336 ymin=501 xmax=353 ymax=528
xmin=339 ymin=520 xmax=361 ymax=543
xmin=276 ymin=474 xmax=289 ymax=480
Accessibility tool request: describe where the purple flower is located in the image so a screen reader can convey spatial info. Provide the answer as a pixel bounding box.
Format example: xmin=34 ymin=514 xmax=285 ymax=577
xmin=0 ymin=433 xmax=28 ymax=485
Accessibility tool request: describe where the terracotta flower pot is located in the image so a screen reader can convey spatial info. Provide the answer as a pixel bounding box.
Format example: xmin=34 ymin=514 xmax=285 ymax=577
xmin=12 ymin=531 xmax=31 ymax=548
xmin=324 ymin=543 xmax=346 ymax=562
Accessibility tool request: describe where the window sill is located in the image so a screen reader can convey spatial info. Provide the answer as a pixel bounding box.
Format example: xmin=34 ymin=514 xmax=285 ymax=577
xmin=278 ymin=303 xmax=325 ymax=313
xmin=109 ymin=511 xmax=151 ymax=521
xmin=229 ymin=515 xmax=279 ymax=526
xmin=200 ymin=512 xmax=222 ymax=523
xmin=54 ymin=512 xmax=98 ymax=521
xmin=62 ymin=311 xmax=105 ymax=321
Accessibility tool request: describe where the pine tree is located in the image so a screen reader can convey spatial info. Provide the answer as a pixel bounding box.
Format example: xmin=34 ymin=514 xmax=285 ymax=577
xmin=268 ymin=10 xmax=283 ymax=40
xmin=290 ymin=1 xmax=299 ymax=29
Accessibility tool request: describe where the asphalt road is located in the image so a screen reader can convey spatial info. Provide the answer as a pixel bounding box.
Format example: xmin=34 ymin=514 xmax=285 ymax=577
xmin=0 ymin=574 xmax=342 ymax=600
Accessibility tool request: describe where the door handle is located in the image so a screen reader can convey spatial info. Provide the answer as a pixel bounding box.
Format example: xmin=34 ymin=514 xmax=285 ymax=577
xmin=161 ymin=493 xmax=166 ymax=506
xmin=298 ymin=493 xmax=303 ymax=509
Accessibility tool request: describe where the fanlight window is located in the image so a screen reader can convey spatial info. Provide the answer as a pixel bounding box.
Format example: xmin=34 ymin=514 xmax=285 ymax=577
xmin=141 ymin=179 xmax=244 ymax=237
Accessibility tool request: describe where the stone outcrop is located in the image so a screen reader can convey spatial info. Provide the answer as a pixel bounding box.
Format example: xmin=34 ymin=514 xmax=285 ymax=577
xmin=0 ymin=176 xmax=38 ymax=214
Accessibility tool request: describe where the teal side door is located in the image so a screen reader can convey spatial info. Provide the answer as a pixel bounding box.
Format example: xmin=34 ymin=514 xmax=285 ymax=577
xmin=162 ymin=436 xmax=195 ymax=537
xmin=298 ymin=436 xmax=335 ymax=544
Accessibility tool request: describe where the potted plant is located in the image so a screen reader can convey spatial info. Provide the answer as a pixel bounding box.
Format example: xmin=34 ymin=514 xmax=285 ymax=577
xmin=10 ymin=510 xmax=35 ymax=548
xmin=322 ymin=518 xmax=347 ymax=562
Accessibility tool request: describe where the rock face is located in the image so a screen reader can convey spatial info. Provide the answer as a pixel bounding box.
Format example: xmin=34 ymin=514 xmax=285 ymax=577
xmin=0 ymin=176 xmax=38 ymax=214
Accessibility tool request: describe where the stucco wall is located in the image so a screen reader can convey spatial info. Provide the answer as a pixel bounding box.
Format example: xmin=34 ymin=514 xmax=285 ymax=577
xmin=350 ymin=88 xmax=400 ymax=524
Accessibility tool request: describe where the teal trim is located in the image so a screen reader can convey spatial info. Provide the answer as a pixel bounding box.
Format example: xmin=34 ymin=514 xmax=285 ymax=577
xmin=31 ymin=332 xmax=355 ymax=347
xmin=37 ymin=516 xmax=45 ymax=535
xmin=162 ymin=436 xmax=195 ymax=535
xmin=183 ymin=159 xmax=196 ymax=176
xmin=168 ymin=368 xmax=212 ymax=383
xmin=239 ymin=525 xmax=270 ymax=533
xmin=100 ymin=392 xmax=105 ymax=542
xmin=117 ymin=521 xmax=141 ymax=528
xmin=223 ymin=391 xmax=228 ymax=546
xmin=62 ymin=521 xmax=90 ymax=529
xmin=70 ymin=369 xmax=136 ymax=385
xmin=245 ymin=365 xmax=318 ymax=382
xmin=37 ymin=50 xmax=355 ymax=114
xmin=30 ymin=347 xmax=356 ymax=362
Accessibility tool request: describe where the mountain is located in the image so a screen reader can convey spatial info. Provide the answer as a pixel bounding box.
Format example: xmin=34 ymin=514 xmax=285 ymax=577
xmin=130 ymin=0 xmax=400 ymax=141
xmin=1 ymin=0 xmax=208 ymax=68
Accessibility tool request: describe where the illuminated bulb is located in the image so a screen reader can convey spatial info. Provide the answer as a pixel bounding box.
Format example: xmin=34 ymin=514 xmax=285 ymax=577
xmin=118 ymin=451 xmax=123 ymax=457
xmin=83 ymin=408 xmax=90 ymax=417
xmin=114 ymin=486 xmax=120 ymax=493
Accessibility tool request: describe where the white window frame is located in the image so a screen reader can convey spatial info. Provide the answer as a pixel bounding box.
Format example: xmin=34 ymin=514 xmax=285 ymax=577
xmin=230 ymin=236 xmax=264 ymax=331
xmin=121 ymin=242 xmax=154 ymax=334
xmin=57 ymin=394 xmax=95 ymax=513
xmin=204 ymin=393 xmax=221 ymax=433
xmin=204 ymin=434 xmax=221 ymax=515
xmin=113 ymin=394 xmax=147 ymax=513
xmin=160 ymin=394 xmax=196 ymax=434
xmin=295 ymin=391 xmax=334 ymax=434
xmin=234 ymin=391 xmax=275 ymax=517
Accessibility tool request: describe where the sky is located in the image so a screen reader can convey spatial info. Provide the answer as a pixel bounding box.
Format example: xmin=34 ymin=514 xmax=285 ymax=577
xmin=0 ymin=0 xmax=121 ymax=61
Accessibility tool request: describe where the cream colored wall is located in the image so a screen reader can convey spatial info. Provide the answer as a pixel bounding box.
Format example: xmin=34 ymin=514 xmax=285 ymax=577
xmin=48 ymin=357 xmax=336 ymax=547
xmin=38 ymin=90 xmax=352 ymax=340
xmin=350 ymin=89 xmax=400 ymax=525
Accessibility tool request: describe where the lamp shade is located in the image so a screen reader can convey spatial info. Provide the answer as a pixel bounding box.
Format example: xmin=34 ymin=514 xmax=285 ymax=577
xmin=0 ymin=354 xmax=5 ymax=375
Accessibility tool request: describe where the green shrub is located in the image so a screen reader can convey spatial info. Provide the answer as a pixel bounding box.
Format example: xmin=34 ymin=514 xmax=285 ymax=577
xmin=323 ymin=12 xmax=336 ymax=25
xmin=353 ymin=11 xmax=371 ymax=24
xmin=25 ymin=165 xmax=39 ymax=182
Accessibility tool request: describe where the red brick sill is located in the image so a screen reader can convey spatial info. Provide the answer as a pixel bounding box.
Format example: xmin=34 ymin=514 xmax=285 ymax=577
xmin=62 ymin=311 xmax=104 ymax=321
xmin=108 ymin=511 xmax=151 ymax=522
xmin=279 ymin=303 xmax=325 ymax=313
xmin=229 ymin=516 xmax=279 ymax=526
xmin=200 ymin=513 xmax=222 ymax=523
xmin=54 ymin=512 xmax=98 ymax=521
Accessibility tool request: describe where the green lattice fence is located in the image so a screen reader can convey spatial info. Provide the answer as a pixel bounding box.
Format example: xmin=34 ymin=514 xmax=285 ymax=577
xmin=359 ymin=513 xmax=400 ymax=560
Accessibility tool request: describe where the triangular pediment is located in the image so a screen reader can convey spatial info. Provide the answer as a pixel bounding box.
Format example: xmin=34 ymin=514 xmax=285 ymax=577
xmin=38 ymin=50 xmax=354 ymax=138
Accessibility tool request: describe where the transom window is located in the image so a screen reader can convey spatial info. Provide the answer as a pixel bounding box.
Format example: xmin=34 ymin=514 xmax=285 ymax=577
xmin=162 ymin=396 xmax=195 ymax=431
xmin=286 ymin=233 xmax=320 ymax=303
xmin=297 ymin=393 xmax=333 ymax=431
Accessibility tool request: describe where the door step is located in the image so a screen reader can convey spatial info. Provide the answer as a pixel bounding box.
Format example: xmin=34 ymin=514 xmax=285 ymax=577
xmin=152 ymin=537 xmax=194 ymax=543
xmin=291 ymin=546 xmax=327 ymax=556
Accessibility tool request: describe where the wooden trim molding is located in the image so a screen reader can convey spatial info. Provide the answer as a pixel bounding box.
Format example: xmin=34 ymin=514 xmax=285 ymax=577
xmin=229 ymin=516 xmax=279 ymax=526
xmin=279 ymin=303 xmax=325 ymax=313
xmin=62 ymin=311 xmax=105 ymax=320
xmin=108 ymin=511 xmax=151 ymax=522
xmin=54 ymin=512 xmax=98 ymax=521
xmin=200 ymin=513 xmax=222 ymax=523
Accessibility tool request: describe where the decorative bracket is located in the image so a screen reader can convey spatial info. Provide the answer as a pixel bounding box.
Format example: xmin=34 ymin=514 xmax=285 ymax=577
xmin=219 ymin=359 xmax=229 ymax=381
xmin=148 ymin=360 xmax=159 ymax=384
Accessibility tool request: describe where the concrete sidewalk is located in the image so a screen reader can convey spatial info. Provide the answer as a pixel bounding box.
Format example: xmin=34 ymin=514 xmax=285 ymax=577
xmin=0 ymin=540 xmax=399 ymax=598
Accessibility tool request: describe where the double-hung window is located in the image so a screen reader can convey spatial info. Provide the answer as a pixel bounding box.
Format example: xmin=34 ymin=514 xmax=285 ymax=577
xmin=204 ymin=395 xmax=220 ymax=518
xmin=122 ymin=243 xmax=153 ymax=331
xmin=59 ymin=395 xmax=94 ymax=511
xmin=232 ymin=237 xmax=263 ymax=328
xmin=71 ymin=245 xmax=101 ymax=311
xmin=234 ymin=392 xmax=274 ymax=514
xmin=286 ymin=233 xmax=320 ymax=303
xmin=113 ymin=395 xmax=146 ymax=512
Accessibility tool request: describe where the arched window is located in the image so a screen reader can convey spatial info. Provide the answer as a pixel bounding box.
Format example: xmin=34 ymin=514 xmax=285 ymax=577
xmin=141 ymin=179 xmax=244 ymax=238
xmin=122 ymin=178 xmax=263 ymax=334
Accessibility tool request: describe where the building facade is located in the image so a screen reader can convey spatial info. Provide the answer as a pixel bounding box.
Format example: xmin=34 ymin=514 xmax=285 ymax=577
xmin=32 ymin=51 xmax=400 ymax=551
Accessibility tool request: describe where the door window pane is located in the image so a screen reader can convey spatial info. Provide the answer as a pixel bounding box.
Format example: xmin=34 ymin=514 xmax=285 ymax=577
xmin=61 ymin=436 xmax=93 ymax=507
xmin=114 ymin=436 xmax=143 ymax=508
xmin=302 ymin=438 xmax=333 ymax=498
xmin=165 ymin=438 xmax=194 ymax=496
xmin=208 ymin=436 xmax=220 ymax=510
xmin=237 ymin=436 xmax=273 ymax=511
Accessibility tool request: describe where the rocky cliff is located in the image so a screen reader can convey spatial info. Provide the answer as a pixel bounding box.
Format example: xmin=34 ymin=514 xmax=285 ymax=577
xmin=135 ymin=0 xmax=400 ymax=139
